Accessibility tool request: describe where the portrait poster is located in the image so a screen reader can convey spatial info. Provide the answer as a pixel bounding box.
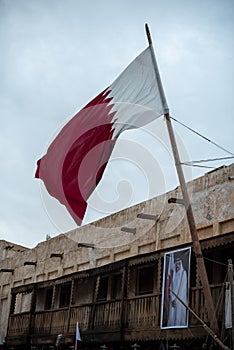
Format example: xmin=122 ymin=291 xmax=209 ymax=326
xmin=160 ymin=246 xmax=191 ymax=329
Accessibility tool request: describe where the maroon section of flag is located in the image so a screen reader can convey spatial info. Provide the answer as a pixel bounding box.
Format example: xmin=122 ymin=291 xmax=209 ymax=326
xmin=35 ymin=88 xmax=116 ymax=225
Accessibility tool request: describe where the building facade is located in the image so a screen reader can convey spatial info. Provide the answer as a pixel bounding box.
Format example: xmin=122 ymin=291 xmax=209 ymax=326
xmin=0 ymin=164 xmax=234 ymax=349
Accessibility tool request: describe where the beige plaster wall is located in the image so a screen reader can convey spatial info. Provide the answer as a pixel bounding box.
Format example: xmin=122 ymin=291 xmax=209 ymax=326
xmin=0 ymin=164 xmax=233 ymax=341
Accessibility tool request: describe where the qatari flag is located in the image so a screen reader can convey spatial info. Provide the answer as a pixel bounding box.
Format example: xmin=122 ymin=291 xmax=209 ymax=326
xmin=35 ymin=46 xmax=168 ymax=225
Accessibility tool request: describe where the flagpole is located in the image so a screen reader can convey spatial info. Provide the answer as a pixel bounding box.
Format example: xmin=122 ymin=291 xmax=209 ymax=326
xmin=145 ymin=23 xmax=219 ymax=334
xmin=145 ymin=24 xmax=169 ymax=115
xmin=169 ymin=289 xmax=230 ymax=350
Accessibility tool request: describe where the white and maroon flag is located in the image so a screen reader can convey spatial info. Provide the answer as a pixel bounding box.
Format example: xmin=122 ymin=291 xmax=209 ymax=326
xmin=35 ymin=45 xmax=168 ymax=225
xmin=74 ymin=321 xmax=81 ymax=350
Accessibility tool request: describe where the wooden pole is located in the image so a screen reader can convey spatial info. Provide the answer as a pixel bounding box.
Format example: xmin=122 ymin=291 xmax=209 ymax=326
xmin=170 ymin=288 xmax=230 ymax=350
xmin=145 ymin=23 xmax=219 ymax=334
xmin=228 ymin=259 xmax=234 ymax=348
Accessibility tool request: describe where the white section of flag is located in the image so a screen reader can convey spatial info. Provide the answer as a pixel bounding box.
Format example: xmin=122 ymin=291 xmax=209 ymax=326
xmin=75 ymin=321 xmax=81 ymax=350
xmin=109 ymin=46 xmax=166 ymax=137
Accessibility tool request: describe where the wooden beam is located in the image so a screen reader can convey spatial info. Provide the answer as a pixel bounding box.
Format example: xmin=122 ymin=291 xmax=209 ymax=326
xmin=0 ymin=268 xmax=14 ymax=273
xmin=78 ymin=243 xmax=95 ymax=248
xmin=121 ymin=227 xmax=136 ymax=234
xmin=137 ymin=213 xmax=159 ymax=221
xmin=145 ymin=24 xmax=219 ymax=334
xmin=168 ymin=197 xmax=184 ymax=205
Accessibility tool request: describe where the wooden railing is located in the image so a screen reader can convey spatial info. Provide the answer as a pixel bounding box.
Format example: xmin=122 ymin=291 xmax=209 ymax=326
xmin=50 ymin=309 xmax=69 ymax=334
xmin=190 ymin=283 xmax=224 ymax=324
xmin=31 ymin=309 xmax=69 ymax=335
xmin=69 ymin=304 xmax=92 ymax=333
xmin=7 ymin=284 xmax=225 ymax=338
xmin=94 ymin=300 xmax=122 ymax=329
xmin=33 ymin=311 xmax=52 ymax=334
xmin=211 ymin=283 xmax=225 ymax=322
xmin=190 ymin=286 xmax=207 ymax=324
xmin=8 ymin=312 xmax=30 ymax=336
xmin=124 ymin=294 xmax=161 ymax=328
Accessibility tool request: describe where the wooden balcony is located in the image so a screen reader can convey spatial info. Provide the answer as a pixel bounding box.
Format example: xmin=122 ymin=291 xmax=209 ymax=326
xmin=7 ymin=284 xmax=225 ymax=345
xmin=94 ymin=300 xmax=122 ymax=329
xmin=124 ymin=293 xmax=161 ymax=329
xmin=7 ymin=312 xmax=31 ymax=346
xmin=8 ymin=312 xmax=30 ymax=336
xmin=69 ymin=304 xmax=91 ymax=332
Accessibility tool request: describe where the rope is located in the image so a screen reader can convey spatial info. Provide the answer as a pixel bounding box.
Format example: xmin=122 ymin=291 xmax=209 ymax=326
xmin=181 ymin=156 xmax=234 ymax=165
xmin=170 ymin=116 xmax=234 ymax=156
xmin=203 ymin=257 xmax=229 ymax=267
xmin=181 ymin=163 xmax=215 ymax=169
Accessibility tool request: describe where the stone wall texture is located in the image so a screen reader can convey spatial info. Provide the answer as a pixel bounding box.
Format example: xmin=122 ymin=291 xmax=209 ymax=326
xmin=0 ymin=163 xmax=233 ymax=340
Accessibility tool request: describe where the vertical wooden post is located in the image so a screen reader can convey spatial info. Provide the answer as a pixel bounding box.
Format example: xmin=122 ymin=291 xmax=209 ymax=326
xmin=145 ymin=23 xmax=219 ymax=334
xmin=49 ymin=284 xmax=56 ymax=334
xmin=66 ymin=278 xmax=75 ymax=333
xmin=28 ymin=286 xmax=36 ymax=346
xmin=89 ymin=275 xmax=100 ymax=330
xmin=164 ymin=113 xmax=219 ymax=333
xmin=228 ymin=259 xmax=234 ymax=348
xmin=120 ymin=263 xmax=127 ymax=342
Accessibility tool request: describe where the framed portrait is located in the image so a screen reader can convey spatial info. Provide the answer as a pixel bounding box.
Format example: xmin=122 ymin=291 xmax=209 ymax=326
xmin=160 ymin=246 xmax=191 ymax=329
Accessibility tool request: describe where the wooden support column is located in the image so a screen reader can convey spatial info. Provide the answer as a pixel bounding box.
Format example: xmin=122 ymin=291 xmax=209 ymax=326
xmin=49 ymin=284 xmax=56 ymax=334
xmin=66 ymin=278 xmax=75 ymax=333
xmin=145 ymin=23 xmax=219 ymax=333
xmin=28 ymin=287 xmax=36 ymax=346
xmin=164 ymin=113 xmax=219 ymax=333
xmin=89 ymin=276 xmax=100 ymax=330
xmin=228 ymin=259 xmax=234 ymax=348
xmin=120 ymin=263 xmax=127 ymax=342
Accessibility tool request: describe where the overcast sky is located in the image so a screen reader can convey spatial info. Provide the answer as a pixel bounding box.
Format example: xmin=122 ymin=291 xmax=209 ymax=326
xmin=1 ymin=0 xmax=233 ymax=248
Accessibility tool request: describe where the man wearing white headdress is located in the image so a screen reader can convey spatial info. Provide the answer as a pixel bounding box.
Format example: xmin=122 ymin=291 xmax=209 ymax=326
xmin=168 ymin=257 xmax=188 ymax=327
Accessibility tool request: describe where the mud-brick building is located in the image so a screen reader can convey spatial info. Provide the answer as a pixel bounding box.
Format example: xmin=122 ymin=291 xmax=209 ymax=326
xmin=0 ymin=164 xmax=233 ymax=349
